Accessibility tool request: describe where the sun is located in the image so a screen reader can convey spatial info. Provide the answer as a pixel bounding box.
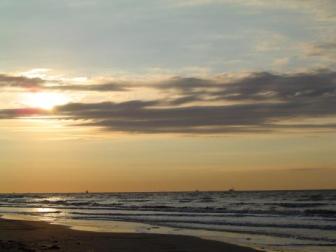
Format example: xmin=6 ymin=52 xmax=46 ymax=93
xmin=22 ymin=92 xmax=69 ymax=110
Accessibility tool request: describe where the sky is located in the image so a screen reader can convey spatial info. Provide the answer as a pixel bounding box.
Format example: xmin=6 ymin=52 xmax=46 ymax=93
xmin=1 ymin=0 xmax=336 ymax=192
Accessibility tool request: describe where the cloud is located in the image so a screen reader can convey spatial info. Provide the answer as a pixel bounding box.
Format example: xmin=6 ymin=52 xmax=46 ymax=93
xmin=55 ymin=94 xmax=336 ymax=134
xmin=157 ymin=70 xmax=336 ymax=104
xmin=215 ymin=71 xmax=336 ymax=101
xmin=3 ymin=69 xmax=336 ymax=101
xmin=1 ymin=70 xmax=336 ymax=134
xmin=303 ymin=40 xmax=336 ymax=62
xmin=0 ymin=108 xmax=48 ymax=119
xmin=254 ymin=33 xmax=290 ymax=53
xmin=50 ymin=82 xmax=129 ymax=92
xmin=0 ymin=73 xmax=130 ymax=92
xmin=0 ymin=74 xmax=44 ymax=89
xmin=173 ymin=0 xmax=336 ymax=22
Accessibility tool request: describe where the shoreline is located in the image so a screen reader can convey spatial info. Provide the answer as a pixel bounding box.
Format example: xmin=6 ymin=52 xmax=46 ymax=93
xmin=0 ymin=217 xmax=263 ymax=252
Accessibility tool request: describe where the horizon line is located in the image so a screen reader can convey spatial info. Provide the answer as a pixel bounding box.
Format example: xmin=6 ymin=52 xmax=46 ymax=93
xmin=1 ymin=188 xmax=335 ymax=194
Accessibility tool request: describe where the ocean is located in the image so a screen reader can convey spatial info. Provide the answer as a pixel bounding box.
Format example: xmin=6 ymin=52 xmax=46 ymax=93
xmin=0 ymin=190 xmax=335 ymax=252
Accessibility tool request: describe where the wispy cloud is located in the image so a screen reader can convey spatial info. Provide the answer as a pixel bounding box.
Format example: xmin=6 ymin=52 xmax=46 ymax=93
xmin=174 ymin=0 xmax=336 ymax=22
xmin=0 ymin=108 xmax=48 ymax=119
xmin=1 ymin=69 xmax=336 ymax=134
xmin=53 ymin=99 xmax=336 ymax=134
xmin=302 ymin=40 xmax=336 ymax=62
xmin=0 ymin=74 xmax=44 ymax=89
xmin=49 ymin=82 xmax=129 ymax=92
xmin=159 ymin=70 xmax=336 ymax=103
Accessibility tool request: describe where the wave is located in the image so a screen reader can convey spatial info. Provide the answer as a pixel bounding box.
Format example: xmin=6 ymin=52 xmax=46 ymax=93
xmin=304 ymin=209 xmax=336 ymax=217
xmin=67 ymin=212 xmax=336 ymax=231
xmin=1 ymin=190 xmax=336 ymax=252
xmin=1 ymin=202 xmax=336 ymax=220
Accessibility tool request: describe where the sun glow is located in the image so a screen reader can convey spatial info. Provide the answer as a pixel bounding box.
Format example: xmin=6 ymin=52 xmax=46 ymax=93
xmin=22 ymin=92 xmax=69 ymax=110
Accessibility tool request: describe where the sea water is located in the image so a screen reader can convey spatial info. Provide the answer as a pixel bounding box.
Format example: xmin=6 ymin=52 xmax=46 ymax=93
xmin=0 ymin=190 xmax=335 ymax=252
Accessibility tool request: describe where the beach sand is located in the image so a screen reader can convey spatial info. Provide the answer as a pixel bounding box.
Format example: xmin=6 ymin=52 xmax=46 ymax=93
xmin=0 ymin=218 xmax=262 ymax=252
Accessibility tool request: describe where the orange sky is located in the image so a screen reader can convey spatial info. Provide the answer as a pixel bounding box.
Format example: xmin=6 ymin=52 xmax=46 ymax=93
xmin=1 ymin=1 xmax=336 ymax=192
xmin=1 ymin=121 xmax=335 ymax=192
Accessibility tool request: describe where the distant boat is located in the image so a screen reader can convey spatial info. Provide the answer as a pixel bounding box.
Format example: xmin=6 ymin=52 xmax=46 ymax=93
xmin=228 ymin=188 xmax=235 ymax=192
xmin=85 ymin=190 xmax=89 ymax=194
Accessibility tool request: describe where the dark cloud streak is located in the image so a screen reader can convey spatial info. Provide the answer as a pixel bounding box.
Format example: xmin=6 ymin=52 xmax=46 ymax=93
xmin=49 ymin=82 xmax=128 ymax=92
xmin=1 ymin=70 xmax=336 ymax=134
xmin=0 ymin=74 xmax=44 ymax=89
xmin=158 ymin=70 xmax=336 ymax=104
xmin=53 ymin=98 xmax=335 ymax=133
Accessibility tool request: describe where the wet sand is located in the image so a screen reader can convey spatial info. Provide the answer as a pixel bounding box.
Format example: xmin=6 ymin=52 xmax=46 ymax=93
xmin=0 ymin=218 xmax=262 ymax=252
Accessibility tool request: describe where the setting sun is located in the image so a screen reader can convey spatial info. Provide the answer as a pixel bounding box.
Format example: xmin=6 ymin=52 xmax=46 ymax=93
xmin=21 ymin=92 xmax=69 ymax=110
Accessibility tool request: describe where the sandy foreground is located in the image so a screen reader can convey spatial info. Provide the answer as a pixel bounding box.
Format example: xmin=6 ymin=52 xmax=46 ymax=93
xmin=0 ymin=218 xmax=262 ymax=252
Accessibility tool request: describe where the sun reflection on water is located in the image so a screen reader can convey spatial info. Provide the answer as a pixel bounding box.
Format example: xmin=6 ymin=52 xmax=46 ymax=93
xmin=34 ymin=207 xmax=57 ymax=213
xmin=32 ymin=207 xmax=66 ymax=222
